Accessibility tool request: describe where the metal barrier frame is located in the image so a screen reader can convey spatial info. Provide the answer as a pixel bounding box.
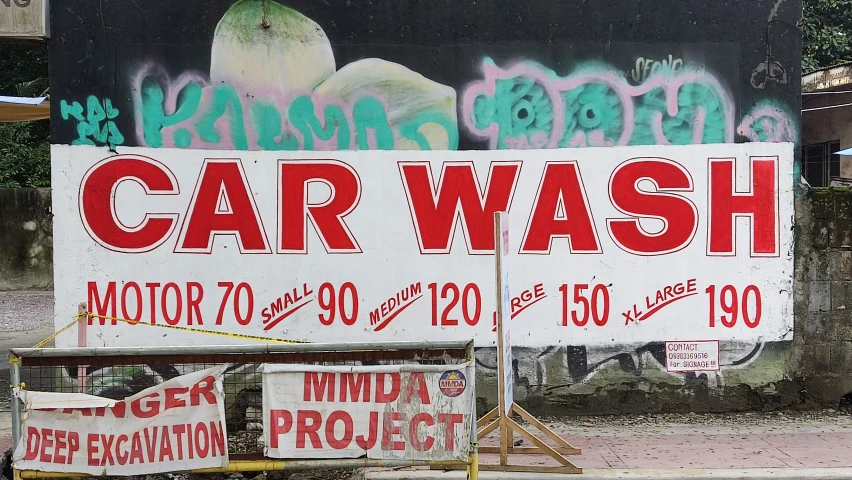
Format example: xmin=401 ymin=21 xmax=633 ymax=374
xmin=9 ymin=340 xmax=479 ymax=480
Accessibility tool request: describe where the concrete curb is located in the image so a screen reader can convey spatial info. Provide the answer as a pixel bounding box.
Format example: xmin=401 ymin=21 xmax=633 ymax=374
xmin=364 ymin=468 xmax=852 ymax=479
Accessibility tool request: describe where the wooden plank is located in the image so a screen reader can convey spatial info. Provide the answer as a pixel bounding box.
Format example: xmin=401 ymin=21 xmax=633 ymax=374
xmin=508 ymin=418 xmax=578 ymax=469
xmin=512 ymin=402 xmax=582 ymax=454
xmin=477 ymin=418 xmax=500 ymax=439
xmin=476 ymin=407 xmax=499 ymax=429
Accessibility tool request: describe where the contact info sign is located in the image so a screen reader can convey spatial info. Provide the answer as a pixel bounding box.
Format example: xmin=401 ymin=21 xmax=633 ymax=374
xmin=664 ymin=340 xmax=720 ymax=372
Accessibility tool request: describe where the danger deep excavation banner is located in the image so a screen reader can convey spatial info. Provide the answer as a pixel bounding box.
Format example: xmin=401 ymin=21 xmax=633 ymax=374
xmin=13 ymin=367 xmax=229 ymax=475
xmin=51 ymin=142 xmax=794 ymax=348
xmin=261 ymin=364 xmax=475 ymax=460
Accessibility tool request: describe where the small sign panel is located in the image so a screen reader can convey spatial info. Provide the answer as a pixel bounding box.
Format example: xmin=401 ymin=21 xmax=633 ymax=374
xmin=665 ymin=340 xmax=721 ymax=372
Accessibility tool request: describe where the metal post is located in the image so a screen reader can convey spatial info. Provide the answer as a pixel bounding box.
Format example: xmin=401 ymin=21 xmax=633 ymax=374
xmin=10 ymin=356 xmax=22 ymax=450
xmin=466 ymin=341 xmax=479 ymax=480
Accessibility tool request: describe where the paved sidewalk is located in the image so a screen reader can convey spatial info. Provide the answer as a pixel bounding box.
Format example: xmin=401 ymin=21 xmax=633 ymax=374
xmin=367 ymin=410 xmax=852 ymax=479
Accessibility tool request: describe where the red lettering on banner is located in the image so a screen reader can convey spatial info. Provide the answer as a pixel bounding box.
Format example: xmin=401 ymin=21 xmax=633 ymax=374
xmin=131 ymin=392 xmax=160 ymax=418
xmin=381 ymin=411 xmax=405 ymax=451
xmin=53 ymin=430 xmax=67 ymax=464
xmin=159 ymin=426 xmax=174 ymax=462
xmin=296 ymin=410 xmax=323 ymax=448
xmin=279 ymin=160 xmax=362 ymax=254
xmin=79 ymin=155 xmax=180 ymax=253
xmin=164 ymin=387 xmax=188 ymax=409
xmin=708 ymin=156 xmax=779 ymax=257
xmin=129 ymin=432 xmax=144 ymax=464
xmin=114 ymin=434 xmax=128 ymax=465
xmin=326 ymin=411 xmax=354 ymax=449
xmin=39 ymin=428 xmax=53 ymax=463
xmin=340 ymin=373 xmax=371 ymax=402
xmin=402 ymin=372 xmax=431 ymax=405
xmin=607 ymin=158 xmax=698 ymax=255
xmin=25 ymin=428 xmax=81 ymax=464
xmin=269 ymin=410 xmax=293 ymax=449
xmin=375 ymin=373 xmax=401 ymax=403
xmin=410 ymin=412 xmax=435 ymax=451
xmin=304 ymin=372 xmax=335 ymax=402
xmin=172 ymin=424 xmax=186 ymax=460
xmin=189 ymin=375 xmax=218 ymax=406
xmin=175 ymin=159 xmax=271 ymax=254
xmin=355 ymin=412 xmax=379 ymax=449
xmin=143 ymin=427 xmax=159 ymax=462
xmin=210 ymin=421 xmax=226 ymax=457
xmin=398 ymin=161 xmax=522 ymax=254
xmin=437 ymin=413 xmax=464 ymax=452
xmin=87 ymin=433 xmax=99 ymax=466
xmin=194 ymin=422 xmax=210 ymax=458
xmin=520 ymin=161 xmax=601 ymax=254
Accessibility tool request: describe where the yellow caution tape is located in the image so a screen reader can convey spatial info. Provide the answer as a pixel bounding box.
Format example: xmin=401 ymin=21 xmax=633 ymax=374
xmin=32 ymin=312 xmax=311 ymax=348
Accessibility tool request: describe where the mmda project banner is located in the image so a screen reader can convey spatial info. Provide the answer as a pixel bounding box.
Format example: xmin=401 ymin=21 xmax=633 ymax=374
xmin=51 ymin=143 xmax=794 ymax=348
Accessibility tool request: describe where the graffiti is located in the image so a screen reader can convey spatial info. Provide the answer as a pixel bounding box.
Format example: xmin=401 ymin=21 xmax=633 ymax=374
xmin=751 ymin=0 xmax=789 ymax=89
xmin=627 ymin=55 xmax=685 ymax=84
xmin=131 ymin=0 xmax=458 ymax=152
xmin=59 ymin=96 xmax=125 ymax=148
xmin=736 ymin=100 xmax=798 ymax=143
xmin=475 ymin=341 xmax=767 ymax=402
xmin=462 ymin=57 xmax=797 ymax=150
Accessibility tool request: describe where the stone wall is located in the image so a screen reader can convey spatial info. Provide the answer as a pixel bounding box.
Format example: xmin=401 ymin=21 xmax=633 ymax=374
xmin=0 ymin=188 xmax=52 ymax=291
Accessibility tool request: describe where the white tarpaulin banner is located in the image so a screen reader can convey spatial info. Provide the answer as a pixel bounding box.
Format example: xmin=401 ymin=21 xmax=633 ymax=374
xmin=51 ymin=142 xmax=794 ymax=348
xmin=261 ymin=363 xmax=474 ymax=461
xmin=13 ymin=366 xmax=229 ymax=475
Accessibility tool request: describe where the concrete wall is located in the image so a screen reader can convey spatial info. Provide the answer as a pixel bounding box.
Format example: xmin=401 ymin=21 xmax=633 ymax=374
xmin=41 ymin=0 xmax=812 ymax=414
xmin=0 ymin=188 xmax=52 ymax=291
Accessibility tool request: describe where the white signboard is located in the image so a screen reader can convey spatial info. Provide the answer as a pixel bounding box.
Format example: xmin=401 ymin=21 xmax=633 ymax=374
xmin=0 ymin=0 xmax=49 ymax=38
xmin=261 ymin=363 xmax=474 ymax=461
xmin=665 ymin=340 xmax=721 ymax=372
xmin=51 ymin=142 xmax=794 ymax=348
xmin=495 ymin=211 xmax=513 ymax=415
xmin=13 ymin=367 xmax=228 ymax=475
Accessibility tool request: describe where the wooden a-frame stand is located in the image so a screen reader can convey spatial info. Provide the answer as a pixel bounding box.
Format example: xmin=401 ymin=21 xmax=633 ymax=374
xmin=434 ymin=212 xmax=582 ymax=475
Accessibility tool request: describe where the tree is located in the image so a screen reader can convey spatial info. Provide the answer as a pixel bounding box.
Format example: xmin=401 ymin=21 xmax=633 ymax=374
xmin=802 ymin=0 xmax=852 ymax=73
xmin=0 ymin=42 xmax=50 ymax=188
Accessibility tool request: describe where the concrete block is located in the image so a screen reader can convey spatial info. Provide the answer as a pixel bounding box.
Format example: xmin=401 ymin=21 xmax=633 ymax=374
xmin=831 ymin=281 xmax=852 ymax=310
xmin=799 ymin=341 xmax=832 ymax=372
xmin=808 ymin=251 xmax=831 ymax=281
xmin=829 ymin=250 xmax=852 ymax=280
xmin=809 ymin=281 xmax=831 ymax=313
xmin=812 ymin=220 xmax=831 ymax=251
xmin=803 ymin=312 xmax=827 ymax=336
xmin=832 ymin=341 xmax=852 ymax=374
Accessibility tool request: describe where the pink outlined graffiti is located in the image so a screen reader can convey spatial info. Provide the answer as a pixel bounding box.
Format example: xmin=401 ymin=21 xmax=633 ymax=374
xmin=461 ymin=58 xmax=799 ymax=150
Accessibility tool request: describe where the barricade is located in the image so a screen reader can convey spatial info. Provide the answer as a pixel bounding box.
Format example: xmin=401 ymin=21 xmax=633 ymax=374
xmin=8 ymin=340 xmax=478 ymax=479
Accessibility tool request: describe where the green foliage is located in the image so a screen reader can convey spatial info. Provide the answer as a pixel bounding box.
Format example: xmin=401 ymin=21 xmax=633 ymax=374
xmin=0 ymin=42 xmax=50 ymax=188
xmin=802 ymin=0 xmax=852 ymax=73
xmin=0 ymin=120 xmax=50 ymax=188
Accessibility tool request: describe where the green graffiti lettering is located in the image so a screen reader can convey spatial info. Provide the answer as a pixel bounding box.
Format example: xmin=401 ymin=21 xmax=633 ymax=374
xmin=288 ymin=96 xmax=350 ymax=150
xmin=249 ymin=101 xmax=299 ymax=151
xmin=352 ymin=97 xmax=394 ymax=150
xmin=139 ymin=77 xmax=203 ymax=148
xmin=195 ymin=86 xmax=248 ymax=150
xmin=60 ymin=96 xmax=124 ymax=147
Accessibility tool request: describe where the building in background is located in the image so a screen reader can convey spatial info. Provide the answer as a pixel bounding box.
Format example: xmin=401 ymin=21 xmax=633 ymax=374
xmin=802 ymin=63 xmax=852 ymax=186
